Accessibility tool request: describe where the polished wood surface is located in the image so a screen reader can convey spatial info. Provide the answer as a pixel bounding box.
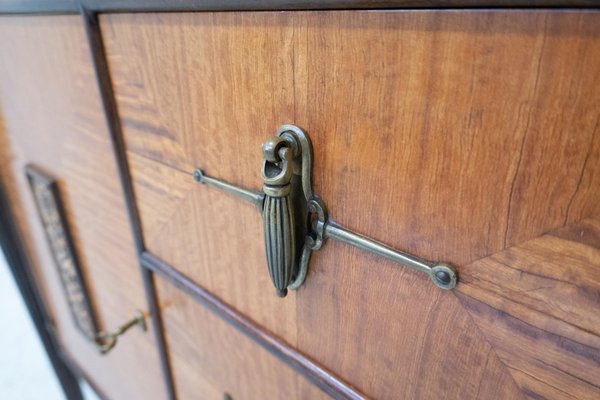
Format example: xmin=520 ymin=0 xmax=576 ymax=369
xmin=143 ymin=252 xmax=366 ymax=399
xmin=458 ymin=216 xmax=600 ymax=400
xmin=0 ymin=16 xmax=165 ymax=399
xmin=104 ymin=9 xmax=300 ymax=345
xmin=112 ymin=8 xmax=300 ymax=343
xmin=155 ymin=275 xmax=335 ymax=400
xmin=102 ymin=10 xmax=600 ymax=399
xmin=0 ymin=9 xmax=597 ymax=400
xmin=298 ymin=10 xmax=600 ymax=259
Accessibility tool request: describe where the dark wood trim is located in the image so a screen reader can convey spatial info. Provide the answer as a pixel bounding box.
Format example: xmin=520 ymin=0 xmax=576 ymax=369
xmin=0 ymin=0 xmax=78 ymax=15
xmin=79 ymin=8 xmax=144 ymax=255
xmin=0 ymin=0 xmax=598 ymax=14
xmin=80 ymin=8 xmax=177 ymax=400
xmin=141 ymin=252 xmax=366 ymax=400
xmin=79 ymin=0 xmax=600 ymax=12
xmin=0 ymin=179 xmax=84 ymax=400
xmin=140 ymin=267 xmax=175 ymax=397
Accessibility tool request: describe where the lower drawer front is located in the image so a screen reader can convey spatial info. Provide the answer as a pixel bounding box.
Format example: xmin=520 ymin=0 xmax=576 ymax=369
xmin=101 ymin=10 xmax=600 ymax=400
xmin=155 ymin=277 xmax=329 ymax=400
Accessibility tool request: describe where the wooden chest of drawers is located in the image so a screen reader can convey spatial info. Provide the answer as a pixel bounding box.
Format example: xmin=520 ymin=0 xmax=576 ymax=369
xmin=0 ymin=2 xmax=598 ymax=400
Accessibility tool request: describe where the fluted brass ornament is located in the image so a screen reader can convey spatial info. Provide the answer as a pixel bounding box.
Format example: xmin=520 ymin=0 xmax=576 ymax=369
xmin=262 ymin=138 xmax=296 ymax=297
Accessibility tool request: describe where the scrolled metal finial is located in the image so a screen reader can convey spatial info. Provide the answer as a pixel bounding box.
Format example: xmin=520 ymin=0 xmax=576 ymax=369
xmin=262 ymin=136 xmax=287 ymax=162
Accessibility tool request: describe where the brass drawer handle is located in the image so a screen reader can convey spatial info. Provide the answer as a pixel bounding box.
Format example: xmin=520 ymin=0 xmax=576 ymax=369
xmin=194 ymin=124 xmax=457 ymax=296
xmin=262 ymin=136 xmax=297 ymax=297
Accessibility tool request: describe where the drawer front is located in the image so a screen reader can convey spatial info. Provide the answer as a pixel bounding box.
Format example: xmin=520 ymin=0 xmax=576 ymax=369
xmin=155 ymin=276 xmax=330 ymax=400
xmin=102 ymin=10 xmax=600 ymax=399
xmin=0 ymin=16 xmax=166 ymax=399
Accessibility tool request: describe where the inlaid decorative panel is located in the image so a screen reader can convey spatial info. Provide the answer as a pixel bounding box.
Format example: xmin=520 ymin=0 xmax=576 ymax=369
xmin=26 ymin=165 xmax=99 ymax=341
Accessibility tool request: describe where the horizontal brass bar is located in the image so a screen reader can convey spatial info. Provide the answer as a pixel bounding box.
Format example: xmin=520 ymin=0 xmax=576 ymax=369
xmin=193 ymin=168 xmax=265 ymax=210
xmin=323 ymin=221 xmax=457 ymax=289
xmin=324 ymin=221 xmax=432 ymax=273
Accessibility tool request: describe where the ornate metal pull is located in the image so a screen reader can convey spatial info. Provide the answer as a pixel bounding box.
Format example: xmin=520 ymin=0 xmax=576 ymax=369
xmin=193 ymin=124 xmax=457 ymax=296
xmin=94 ymin=310 xmax=147 ymax=354
xmin=262 ymin=137 xmax=297 ymax=297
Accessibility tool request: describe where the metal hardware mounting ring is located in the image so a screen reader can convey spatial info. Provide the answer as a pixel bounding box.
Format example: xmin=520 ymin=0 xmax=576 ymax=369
xmin=94 ymin=310 xmax=147 ymax=354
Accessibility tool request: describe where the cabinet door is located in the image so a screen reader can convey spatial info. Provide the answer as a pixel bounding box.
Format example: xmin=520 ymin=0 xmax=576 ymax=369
xmin=103 ymin=10 xmax=600 ymax=400
xmin=0 ymin=16 xmax=166 ymax=399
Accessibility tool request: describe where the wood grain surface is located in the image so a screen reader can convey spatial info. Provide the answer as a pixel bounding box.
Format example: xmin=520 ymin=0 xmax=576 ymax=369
xmin=458 ymin=216 xmax=600 ymax=400
xmin=154 ymin=275 xmax=338 ymax=400
xmin=101 ymin=10 xmax=600 ymax=399
xmin=143 ymin=251 xmax=367 ymax=399
xmin=0 ymin=16 xmax=166 ymax=399
xmin=106 ymin=11 xmax=300 ymax=343
xmin=103 ymin=10 xmax=600 ymax=269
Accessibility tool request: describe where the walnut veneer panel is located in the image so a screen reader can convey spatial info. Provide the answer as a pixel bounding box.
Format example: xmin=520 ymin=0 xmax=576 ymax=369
xmin=458 ymin=216 xmax=600 ymax=399
xmin=155 ymin=277 xmax=329 ymax=400
xmin=127 ymin=151 xmax=522 ymax=399
xmin=104 ymin=10 xmax=300 ymax=343
xmin=292 ymin=11 xmax=599 ymax=399
xmin=103 ymin=11 xmax=600 ymax=399
xmin=0 ymin=16 xmax=165 ymax=399
xmin=295 ymin=11 xmax=600 ymax=260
